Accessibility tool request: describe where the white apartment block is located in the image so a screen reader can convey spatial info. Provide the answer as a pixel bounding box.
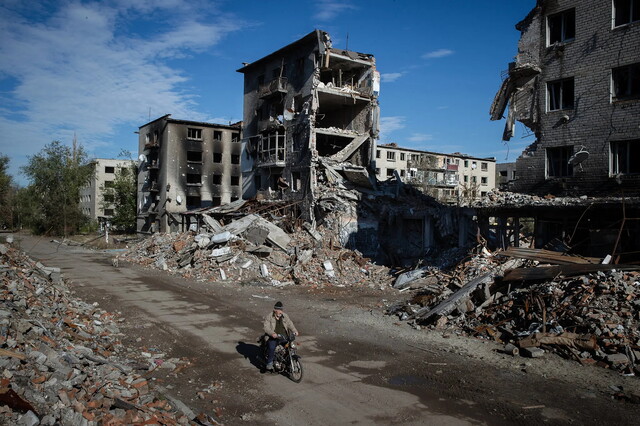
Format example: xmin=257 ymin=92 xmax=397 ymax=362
xmin=80 ymin=158 xmax=135 ymax=220
xmin=375 ymin=143 xmax=496 ymax=203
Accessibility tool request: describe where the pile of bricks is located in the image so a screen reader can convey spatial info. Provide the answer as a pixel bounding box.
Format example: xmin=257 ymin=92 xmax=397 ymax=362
xmin=0 ymin=243 xmax=217 ymax=425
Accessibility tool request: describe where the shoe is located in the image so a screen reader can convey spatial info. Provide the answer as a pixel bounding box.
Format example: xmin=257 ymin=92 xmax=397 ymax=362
xmin=266 ymin=363 xmax=273 ymax=371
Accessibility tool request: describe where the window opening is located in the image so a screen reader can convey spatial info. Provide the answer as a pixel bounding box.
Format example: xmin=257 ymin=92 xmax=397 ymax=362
xmin=187 ymin=128 xmax=202 ymax=140
xmin=614 ymin=0 xmax=640 ymax=27
xmin=546 ymin=146 xmax=574 ymax=177
xmin=611 ymin=139 xmax=640 ymax=174
xmin=548 ymin=8 xmax=575 ymax=44
xmin=187 ymin=151 xmax=202 ymax=163
xmin=612 ymin=63 xmax=640 ymax=101
xmin=187 ymin=174 xmax=201 ymax=185
xmin=547 ymin=78 xmax=575 ymax=110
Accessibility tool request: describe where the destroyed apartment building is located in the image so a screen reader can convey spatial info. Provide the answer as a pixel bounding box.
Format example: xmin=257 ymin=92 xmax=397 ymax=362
xmin=137 ymin=115 xmax=242 ymax=233
xmin=375 ymin=143 xmax=497 ymax=204
xmin=483 ymin=0 xmax=640 ymax=261
xmin=237 ymin=29 xmax=380 ymax=220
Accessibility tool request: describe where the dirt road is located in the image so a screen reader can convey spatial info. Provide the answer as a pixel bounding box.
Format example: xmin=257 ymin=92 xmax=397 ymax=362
xmin=18 ymin=235 xmax=640 ymax=425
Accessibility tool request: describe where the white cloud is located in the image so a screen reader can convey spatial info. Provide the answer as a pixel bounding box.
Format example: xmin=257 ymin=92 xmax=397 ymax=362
xmin=379 ymin=116 xmax=405 ymax=142
xmin=408 ymin=133 xmax=433 ymax=142
xmin=0 ymin=1 xmax=243 ymax=183
xmin=381 ymin=72 xmax=404 ymax=83
xmin=436 ymin=105 xmax=449 ymax=110
xmin=422 ymin=49 xmax=454 ymax=59
xmin=314 ymin=1 xmax=357 ymax=21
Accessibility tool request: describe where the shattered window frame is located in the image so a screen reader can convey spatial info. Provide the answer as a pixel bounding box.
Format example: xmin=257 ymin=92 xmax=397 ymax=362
xmin=547 ymin=8 xmax=576 ymax=45
xmin=186 ymin=150 xmax=203 ymax=163
xmin=376 ymin=150 xmax=381 ymax=159
xmin=187 ymin=128 xmax=203 ymax=140
xmin=186 ymin=173 xmax=202 ymax=186
xmin=481 ymin=162 xmax=488 ymax=171
xmin=104 ymin=166 xmax=115 ymax=174
xmin=481 ymin=176 xmax=488 ymax=185
xmin=610 ymin=139 xmax=640 ymax=175
xmin=612 ymin=63 xmax=640 ymax=101
xmin=547 ymin=78 xmax=575 ymax=111
xmin=386 ymin=151 xmax=396 ymax=161
xmin=613 ymin=0 xmax=640 ymax=27
xmin=546 ymin=146 xmax=574 ymax=178
xmin=230 ymin=175 xmax=240 ymax=186
xmin=212 ymin=174 xmax=222 ymax=185
xmin=213 ymin=130 xmax=223 ymax=141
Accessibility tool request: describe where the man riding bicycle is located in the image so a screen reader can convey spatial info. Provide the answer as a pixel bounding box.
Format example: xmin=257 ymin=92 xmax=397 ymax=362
xmin=263 ymin=301 xmax=298 ymax=371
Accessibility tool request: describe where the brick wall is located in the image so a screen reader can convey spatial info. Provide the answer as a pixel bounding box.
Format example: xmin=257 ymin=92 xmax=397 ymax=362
xmin=512 ymin=0 xmax=640 ymax=196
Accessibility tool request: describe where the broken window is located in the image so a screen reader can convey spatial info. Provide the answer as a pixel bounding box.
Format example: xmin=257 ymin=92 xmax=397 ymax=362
xmin=612 ymin=63 xmax=640 ymax=101
xmin=400 ymin=153 xmax=405 ymax=161
xmin=187 ymin=151 xmax=202 ymax=163
xmin=187 ymin=128 xmax=202 ymax=140
xmin=464 ymin=160 xmax=469 ymax=168
xmin=464 ymin=175 xmax=469 ymax=183
xmin=213 ymin=152 xmax=222 ymax=163
xmin=547 ymin=8 xmax=575 ymax=45
xmin=291 ymin=172 xmax=301 ymax=191
xmin=376 ymin=150 xmax=381 ymax=159
xmin=471 ymin=176 xmax=477 ymax=184
xmin=231 ymin=154 xmax=240 ymax=164
xmin=212 ymin=197 xmax=221 ymax=206
xmin=214 ymin=130 xmax=223 ymax=141
xmin=499 ymin=170 xmax=508 ymax=177
xmin=212 ymin=174 xmax=222 ymax=185
xmin=547 ymin=78 xmax=574 ymax=111
xmin=472 ymin=161 xmax=477 ymax=169
xmin=614 ymin=0 xmax=640 ymax=26
xmin=481 ymin=162 xmax=488 ymax=171
xmin=103 ymin=209 xmax=114 ymax=216
xmin=186 ymin=173 xmax=201 ymax=185
xmin=186 ymin=196 xmax=201 ymax=209
xmin=232 ymin=133 xmax=240 ymax=143
xmin=481 ymin=176 xmax=488 ymax=185
xmin=231 ymin=175 xmax=240 ymax=186
xmin=259 ymin=131 xmax=285 ymax=164
xmin=231 ymin=196 xmax=239 ymax=202
xmin=103 ymin=194 xmax=114 ymax=203
xmin=546 ymin=146 xmax=574 ymax=177
xmin=386 ymin=151 xmax=396 ymax=161
xmin=104 ymin=181 xmax=114 ymax=188
xmin=611 ymin=139 xmax=640 ymax=174
xmin=145 ymin=133 xmax=150 ymax=144
xmin=512 ymin=170 xmax=517 ymax=179
xmin=400 ymin=170 xmax=405 ymax=177
xmin=386 ymin=169 xmax=395 ymax=178
xmin=481 ymin=191 xmax=487 ymax=197
xmin=104 ymin=166 xmax=115 ymax=174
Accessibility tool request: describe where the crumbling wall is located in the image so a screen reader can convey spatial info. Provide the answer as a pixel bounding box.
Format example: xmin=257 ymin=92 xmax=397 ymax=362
xmin=496 ymin=0 xmax=640 ymax=196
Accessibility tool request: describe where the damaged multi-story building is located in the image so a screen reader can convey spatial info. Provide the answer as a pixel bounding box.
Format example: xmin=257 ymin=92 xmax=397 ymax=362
xmin=491 ymin=0 xmax=640 ymax=195
xmin=137 ymin=115 xmax=242 ymax=233
xmin=485 ymin=0 xmax=640 ymax=262
xmin=80 ymin=158 xmax=135 ymax=221
xmin=237 ymin=30 xmax=380 ymax=220
xmin=375 ymin=143 xmax=497 ymax=203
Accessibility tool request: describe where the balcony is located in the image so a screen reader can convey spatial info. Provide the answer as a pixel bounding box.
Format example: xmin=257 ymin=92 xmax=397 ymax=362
xmin=259 ymin=77 xmax=288 ymax=99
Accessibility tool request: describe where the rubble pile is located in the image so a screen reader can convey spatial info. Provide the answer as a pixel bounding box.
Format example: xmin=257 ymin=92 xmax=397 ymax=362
xmin=120 ymin=215 xmax=393 ymax=290
xmin=0 ymin=243 xmax=216 ymax=425
xmin=390 ymin=248 xmax=640 ymax=374
xmin=472 ymin=190 xmax=635 ymax=208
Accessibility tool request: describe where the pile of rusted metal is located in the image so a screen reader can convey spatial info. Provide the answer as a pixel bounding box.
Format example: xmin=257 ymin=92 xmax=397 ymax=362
xmin=390 ymin=245 xmax=640 ymax=373
xmin=0 ymin=243 xmax=218 ymax=425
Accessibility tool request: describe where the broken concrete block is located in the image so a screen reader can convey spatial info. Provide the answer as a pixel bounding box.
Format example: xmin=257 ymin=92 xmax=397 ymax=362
xmin=606 ymin=353 xmax=629 ymax=365
xmin=17 ymin=410 xmax=39 ymax=426
xmin=219 ymin=269 xmax=227 ymax=281
xmin=211 ymin=231 xmax=232 ymax=244
xmin=323 ymin=260 xmax=335 ymax=278
xmin=210 ymin=247 xmax=231 ymax=257
xmin=520 ymin=347 xmax=545 ymax=358
xmin=260 ymin=264 xmax=270 ymax=277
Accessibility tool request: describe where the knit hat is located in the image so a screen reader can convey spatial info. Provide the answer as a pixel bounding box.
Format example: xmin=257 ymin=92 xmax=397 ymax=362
xmin=274 ymin=301 xmax=284 ymax=310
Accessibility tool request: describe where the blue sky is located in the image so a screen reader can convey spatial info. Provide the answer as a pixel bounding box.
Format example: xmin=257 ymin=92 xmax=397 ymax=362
xmin=0 ymin=0 xmax=536 ymax=185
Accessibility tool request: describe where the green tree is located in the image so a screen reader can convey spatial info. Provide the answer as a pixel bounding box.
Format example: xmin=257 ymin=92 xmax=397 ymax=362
xmin=21 ymin=141 xmax=94 ymax=235
xmin=0 ymin=155 xmax=14 ymax=228
xmin=100 ymin=161 xmax=137 ymax=233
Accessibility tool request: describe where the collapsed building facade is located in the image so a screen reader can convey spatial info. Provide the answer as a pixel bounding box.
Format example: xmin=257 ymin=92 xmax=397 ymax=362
xmin=137 ymin=115 xmax=242 ymax=233
xmin=485 ymin=0 xmax=640 ymax=262
xmin=237 ymin=30 xmax=380 ymax=220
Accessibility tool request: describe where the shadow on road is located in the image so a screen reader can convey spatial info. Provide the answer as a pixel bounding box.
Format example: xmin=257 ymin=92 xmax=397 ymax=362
xmin=236 ymin=341 xmax=263 ymax=371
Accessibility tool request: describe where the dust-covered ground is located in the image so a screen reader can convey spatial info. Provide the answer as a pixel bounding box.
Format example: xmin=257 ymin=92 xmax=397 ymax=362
xmin=16 ymin=234 xmax=640 ymax=425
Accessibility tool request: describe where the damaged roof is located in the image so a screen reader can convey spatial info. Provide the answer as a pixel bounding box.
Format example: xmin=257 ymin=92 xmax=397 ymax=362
xmin=138 ymin=114 xmax=242 ymax=130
